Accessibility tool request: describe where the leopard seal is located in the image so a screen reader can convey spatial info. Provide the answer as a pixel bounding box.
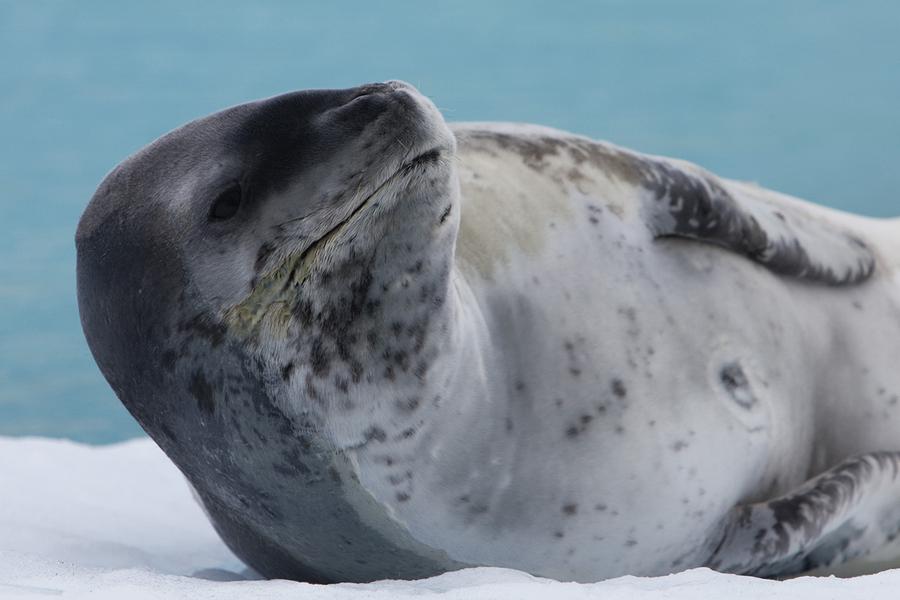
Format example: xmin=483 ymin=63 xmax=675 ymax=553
xmin=76 ymin=80 xmax=900 ymax=582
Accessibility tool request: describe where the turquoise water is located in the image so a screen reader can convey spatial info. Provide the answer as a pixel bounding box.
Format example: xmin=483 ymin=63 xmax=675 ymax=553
xmin=2 ymin=1 xmax=898 ymax=443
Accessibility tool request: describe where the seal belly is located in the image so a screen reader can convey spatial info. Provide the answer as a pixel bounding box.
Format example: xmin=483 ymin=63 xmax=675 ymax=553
xmin=402 ymin=124 xmax=829 ymax=579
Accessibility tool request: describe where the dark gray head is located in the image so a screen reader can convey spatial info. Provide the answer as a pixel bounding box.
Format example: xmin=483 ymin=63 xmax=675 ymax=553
xmin=75 ymin=82 xmax=463 ymax=581
xmin=77 ymin=79 xmax=457 ymax=425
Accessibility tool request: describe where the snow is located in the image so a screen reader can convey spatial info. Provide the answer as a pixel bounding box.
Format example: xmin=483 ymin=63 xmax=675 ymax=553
xmin=2 ymin=437 xmax=900 ymax=599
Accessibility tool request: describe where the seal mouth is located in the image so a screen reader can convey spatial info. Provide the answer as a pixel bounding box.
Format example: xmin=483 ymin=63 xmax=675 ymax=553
xmin=291 ymin=146 xmax=444 ymax=258
xmin=223 ymin=146 xmax=447 ymax=334
xmin=402 ymin=148 xmax=442 ymax=170
xmin=258 ymin=146 xmax=445 ymax=287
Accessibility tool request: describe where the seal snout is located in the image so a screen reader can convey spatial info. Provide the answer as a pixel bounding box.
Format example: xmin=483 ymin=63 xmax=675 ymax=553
xmin=336 ymin=80 xmax=455 ymax=172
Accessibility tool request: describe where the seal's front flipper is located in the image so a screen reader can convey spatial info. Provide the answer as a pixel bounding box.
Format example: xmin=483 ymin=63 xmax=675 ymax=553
xmin=640 ymin=158 xmax=876 ymax=286
xmin=706 ymin=452 xmax=900 ymax=577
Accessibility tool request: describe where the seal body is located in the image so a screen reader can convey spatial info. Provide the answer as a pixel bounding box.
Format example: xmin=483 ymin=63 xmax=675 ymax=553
xmin=77 ymin=82 xmax=900 ymax=582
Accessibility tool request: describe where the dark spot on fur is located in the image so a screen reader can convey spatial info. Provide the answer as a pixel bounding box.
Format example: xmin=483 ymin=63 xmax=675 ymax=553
xmin=281 ymin=362 xmax=295 ymax=381
xmin=397 ymin=427 xmax=416 ymax=440
xmin=180 ymin=313 xmax=226 ymax=347
xmin=189 ymin=371 xmax=214 ymax=414
xmin=396 ymin=396 xmax=421 ymax=412
xmin=276 ymin=447 xmax=310 ymax=477
xmin=439 ymin=204 xmax=452 ymax=224
xmin=468 ymin=503 xmax=489 ymax=515
xmin=567 ymin=413 xmax=595 ymax=438
xmin=349 ymin=359 xmax=364 ymax=383
xmin=365 ymin=299 xmax=381 ymax=316
xmin=618 ymin=306 xmax=637 ymax=322
xmin=413 ymin=361 xmax=429 ymax=380
xmin=396 ymin=492 xmax=410 ymax=502
xmin=292 ymin=299 xmax=314 ymax=327
xmin=304 ymin=374 xmax=320 ymax=403
xmin=334 ymin=374 xmax=350 ymax=393
xmin=388 ymin=471 xmax=413 ymax=486
xmin=391 ymin=321 xmax=403 ymax=336
xmin=393 ymin=350 xmax=409 ymax=371
xmin=309 ymin=338 xmax=330 ymax=376
xmin=363 ymin=426 xmax=387 ymax=443
xmin=562 ymin=503 xmax=578 ymax=516
xmin=611 ymin=378 xmax=627 ymax=398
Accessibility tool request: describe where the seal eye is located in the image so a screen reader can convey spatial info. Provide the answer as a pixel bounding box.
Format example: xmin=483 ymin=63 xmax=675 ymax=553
xmin=209 ymin=183 xmax=242 ymax=221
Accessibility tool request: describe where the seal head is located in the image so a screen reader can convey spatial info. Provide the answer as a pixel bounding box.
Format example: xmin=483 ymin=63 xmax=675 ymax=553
xmin=76 ymin=81 xmax=464 ymax=582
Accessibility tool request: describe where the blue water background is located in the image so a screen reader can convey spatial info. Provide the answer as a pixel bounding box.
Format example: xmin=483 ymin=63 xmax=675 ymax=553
xmin=2 ymin=1 xmax=898 ymax=443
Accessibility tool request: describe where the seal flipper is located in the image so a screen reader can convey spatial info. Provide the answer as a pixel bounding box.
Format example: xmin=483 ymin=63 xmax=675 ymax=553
xmin=706 ymin=452 xmax=900 ymax=577
xmin=640 ymin=158 xmax=876 ymax=286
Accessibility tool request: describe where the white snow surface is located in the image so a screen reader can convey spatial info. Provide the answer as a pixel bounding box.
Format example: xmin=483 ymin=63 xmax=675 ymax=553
xmin=2 ymin=436 xmax=900 ymax=599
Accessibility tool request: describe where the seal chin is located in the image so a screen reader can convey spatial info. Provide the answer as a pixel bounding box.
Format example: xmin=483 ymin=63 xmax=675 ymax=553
xmin=378 ymin=80 xmax=457 ymax=158
xmin=323 ymin=79 xmax=456 ymax=212
xmin=225 ymin=83 xmax=457 ymax=331
xmin=295 ymin=144 xmax=450 ymax=269
xmin=313 ymin=81 xmax=456 ymax=237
